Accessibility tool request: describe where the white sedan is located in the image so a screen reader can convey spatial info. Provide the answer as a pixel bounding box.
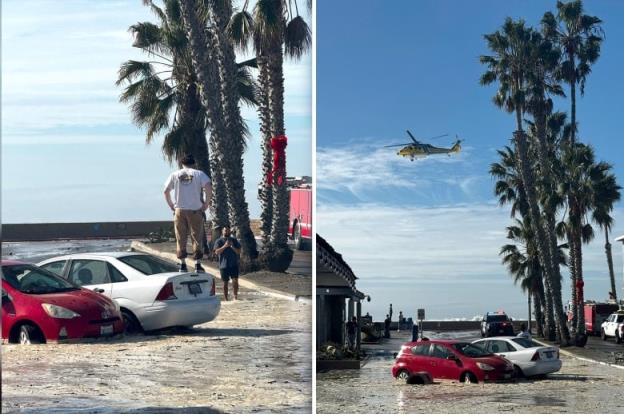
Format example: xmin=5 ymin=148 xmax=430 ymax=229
xmin=37 ymin=252 xmax=220 ymax=333
xmin=472 ymin=336 xmax=562 ymax=378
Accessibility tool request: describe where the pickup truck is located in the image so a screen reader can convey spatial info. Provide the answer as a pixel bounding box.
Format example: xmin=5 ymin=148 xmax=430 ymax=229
xmin=600 ymin=311 xmax=624 ymax=344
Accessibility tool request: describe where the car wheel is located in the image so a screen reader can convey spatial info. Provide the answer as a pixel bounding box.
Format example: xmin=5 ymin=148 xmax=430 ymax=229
xmin=294 ymin=222 xmax=303 ymax=251
xmin=601 ymin=329 xmax=607 ymax=341
xmin=396 ymin=370 xmax=410 ymax=381
xmin=19 ymin=324 xmax=44 ymax=345
xmin=122 ymin=310 xmax=142 ymax=335
xmin=513 ymin=365 xmax=524 ymax=379
xmin=461 ymin=372 xmax=477 ymax=384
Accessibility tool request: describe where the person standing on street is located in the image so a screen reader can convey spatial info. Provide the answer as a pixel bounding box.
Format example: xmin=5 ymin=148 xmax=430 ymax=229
xmin=346 ymin=316 xmax=358 ymax=351
xmin=384 ymin=314 xmax=391 ymax=339
xmin=214 ymin=226 xmax=242 ymax=300
xmin=389 ymin=304 xmax=393 ymax=323
xmin=163 ymin=154 xmax=211 ymax=273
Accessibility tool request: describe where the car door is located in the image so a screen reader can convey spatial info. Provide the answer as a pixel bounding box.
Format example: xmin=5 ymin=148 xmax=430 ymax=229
xmin=67 ymin=259 xmax=113 ymax=296
xmin=605 ymin=315 xmax=615 ymax=336
xmin=429 ymin=343 xmax=458 ymax=379
xmin=409 ymin=344 xmax=431 ymax=375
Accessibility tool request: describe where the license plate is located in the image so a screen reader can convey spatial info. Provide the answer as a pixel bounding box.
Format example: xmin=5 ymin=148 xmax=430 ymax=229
xmin=100 ymin=325 xmax=113 ymax=335
xmin=188 ymin=282 xmax=202 ymax=295
xmin=545 ymin=351 xmax=553 ymax=358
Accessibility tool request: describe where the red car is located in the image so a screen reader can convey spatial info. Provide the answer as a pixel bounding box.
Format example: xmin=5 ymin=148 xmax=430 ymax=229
xmin=391 ymin=339 xmax=514 ymax=383
xmin=2 ymin=260 xmax=124 ymax=344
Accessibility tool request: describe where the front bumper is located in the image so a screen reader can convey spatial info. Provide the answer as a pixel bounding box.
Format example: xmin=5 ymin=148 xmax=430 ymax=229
xmin=137 ymin=295 xmax=221 ymax=331
xmin=42 ymin=316 xmax=124 ymax=342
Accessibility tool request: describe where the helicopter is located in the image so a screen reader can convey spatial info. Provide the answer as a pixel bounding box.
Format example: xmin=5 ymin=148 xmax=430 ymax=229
xmin=384 ymin=130 xmax=462 ymax=161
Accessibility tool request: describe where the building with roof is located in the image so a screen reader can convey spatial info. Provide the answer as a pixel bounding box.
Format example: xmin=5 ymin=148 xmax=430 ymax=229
xmin=316 ymin=234 xmax=367 ymax=362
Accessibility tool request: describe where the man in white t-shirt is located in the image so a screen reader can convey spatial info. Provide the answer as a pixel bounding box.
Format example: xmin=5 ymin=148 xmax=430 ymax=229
xmin=163 ymin=154 xmax=212 ymax=272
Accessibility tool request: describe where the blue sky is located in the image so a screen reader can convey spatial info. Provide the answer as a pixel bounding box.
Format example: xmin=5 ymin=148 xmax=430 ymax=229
xmin=317 ymin=0 xmax=624 ymax=320
xmin=1 ymin=0 xmax=311 ymax=223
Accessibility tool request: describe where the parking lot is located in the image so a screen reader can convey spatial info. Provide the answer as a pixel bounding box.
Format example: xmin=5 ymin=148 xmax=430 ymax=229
xmin=317 ymin=330 xmax=624 ymax=414
xmin=1 ymin=241 xmax=312 ymax=413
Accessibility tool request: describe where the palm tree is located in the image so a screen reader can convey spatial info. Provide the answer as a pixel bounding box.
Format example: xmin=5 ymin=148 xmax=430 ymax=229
xmin=591 ymin=171 xmax=622 ymax=302
xmin=558 ymin=143 xmax=619 ymax=333
xmin=542 ymin=0 xmax=604 ymax=144
xmin=117 ymin=0 xmax=258 ymax=232
xmin=230 ymin=0 xmax=311 ymax=271
xmin=491 ymin=146 xmax=556 ymax=339
xmin=481 ymin=18 xmax=571 ymax=344
xmin=501 ymin=219 xmax=559 ymax=338
xmin=178 ymin=0 xmax=259 ymax=264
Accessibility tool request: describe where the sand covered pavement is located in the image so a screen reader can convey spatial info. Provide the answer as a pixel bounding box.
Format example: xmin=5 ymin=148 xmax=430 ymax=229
xmin=2 ymin=283 xmax=311 ymax=414
xmin=317 ymin=354 xmax=624 ymax=413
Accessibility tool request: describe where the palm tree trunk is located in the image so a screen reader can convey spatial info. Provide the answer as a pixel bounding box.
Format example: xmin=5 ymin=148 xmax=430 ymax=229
xmin=567 ymin=228 xmax=578 ymax=331
xmin=179 ymin=0 xmax=258 ymax=264
xmin=569 ymin=51 xmax=577 ymax=145
xmin=514 ymin=129 xmax=571 ymax=344
xmin=257 ymin=56 xmax=273 ymax=248
xmin=209 ymin=136 xmax=229 ymax=229
xmin=533 ymin=108 xmax=567 ymax=341
xmin=574 ymin=229 xmax=585 ymax=334
xmin=605 ymin=228 xmax=617 ymax=302
xmin=528 ymin=292 xmax=532 ymax=333
xmin=267 ymin=48 xmax=290 ymax=248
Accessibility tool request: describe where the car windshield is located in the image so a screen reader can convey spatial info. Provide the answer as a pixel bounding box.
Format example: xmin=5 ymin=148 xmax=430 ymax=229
xmin=486 ymin=315 xmax=509 ymax=322
xmin=2 ymin=264 xmax=78 ymax=294
xmin=118 ymin=255 xmax=179 ymax=275
xmin=453 ymin=342 xmax=493 ymax=357
xmin=511 ymin=338 xmax=541 ymax=348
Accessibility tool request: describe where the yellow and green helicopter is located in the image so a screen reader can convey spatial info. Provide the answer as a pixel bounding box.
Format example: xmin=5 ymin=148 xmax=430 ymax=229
xmin=384 ymin=130 xmax=462 ymax=161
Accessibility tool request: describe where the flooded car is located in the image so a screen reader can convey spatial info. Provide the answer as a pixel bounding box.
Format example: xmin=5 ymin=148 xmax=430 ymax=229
xmin=37 ymin=252 xmax=221 ymax=333
xmin=1 ymin=260 xmax=124 ymax=344
xmin=472 ymin=336 xmax=562 ymax=377
xmin=391 ymin=339 xmax=514 ymax=383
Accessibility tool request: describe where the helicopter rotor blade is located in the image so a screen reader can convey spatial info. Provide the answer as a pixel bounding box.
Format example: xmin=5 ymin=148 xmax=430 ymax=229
xmin=384 ymin=143 xmax=413 ymax=148
xmin=406 ymin=130 xmax=420 ymax=144
xmin=429 ymin=134 xmax=449 ymax=140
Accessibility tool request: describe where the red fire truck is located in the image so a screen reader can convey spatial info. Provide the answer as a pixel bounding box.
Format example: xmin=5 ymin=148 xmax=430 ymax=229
xmin=287 ymin=176 xmax=312 ymax=250
xmin=584 ymin=302 xmax=619 ymax=335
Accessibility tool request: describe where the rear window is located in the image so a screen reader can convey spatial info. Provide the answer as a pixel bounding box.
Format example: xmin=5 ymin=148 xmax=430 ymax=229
xmin=453 ymin=342 xmax=492 ymax=357
xmin=2 ymin=264 xmax=78 ymax=294
xmin=486 ymin=315 xmax=510 ymax=322
xmin=118 ymin=255 xmax=179 ymax=275
xmin=511 ymin=338 xmax=541 ymax=348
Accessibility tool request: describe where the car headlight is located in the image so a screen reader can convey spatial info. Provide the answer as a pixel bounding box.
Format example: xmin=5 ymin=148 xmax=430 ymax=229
xmin=42 ymin=303 xmax=80 ymax=319
xmin=476 ymin=362 xmax=495 ymax=371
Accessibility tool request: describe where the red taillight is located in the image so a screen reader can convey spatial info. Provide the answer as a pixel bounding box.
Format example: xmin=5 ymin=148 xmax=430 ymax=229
xmin=531 ymin=352 xmax=541 ymax=361
xmin=210 ymin=278 xmax=215 ymax=296
xmin=155 ymin=282 xmax=177 ymax=301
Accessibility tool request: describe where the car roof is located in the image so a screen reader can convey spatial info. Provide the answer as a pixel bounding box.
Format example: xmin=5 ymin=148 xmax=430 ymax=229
xmin=40 ymin=251 xmax=146 ymax=261
xmin=475 ymin=336 xmax=516 ymax=341
xmin=403 ymin=339 xmax=463 ymax=346
xmin=1 ymin=260 xmax=29 ymax=266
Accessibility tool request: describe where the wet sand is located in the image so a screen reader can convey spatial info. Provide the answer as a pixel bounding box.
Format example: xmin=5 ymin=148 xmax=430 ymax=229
xmin=2 ymin=285 xmax=311 ymax=413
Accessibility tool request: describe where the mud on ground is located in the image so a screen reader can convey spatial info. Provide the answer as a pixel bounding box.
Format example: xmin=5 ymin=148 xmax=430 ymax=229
xmin=2 ymin=284 xmax=311 ymax=414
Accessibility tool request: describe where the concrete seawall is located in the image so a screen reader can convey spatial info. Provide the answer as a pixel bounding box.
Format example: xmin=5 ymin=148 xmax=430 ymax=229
xmin=2 ymin=219 xmax=263 ymax=242
xmin=1 ymin=221 xmax=173 ymax=241
xmin=374 ymin=320 xmax=533 ymax=332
